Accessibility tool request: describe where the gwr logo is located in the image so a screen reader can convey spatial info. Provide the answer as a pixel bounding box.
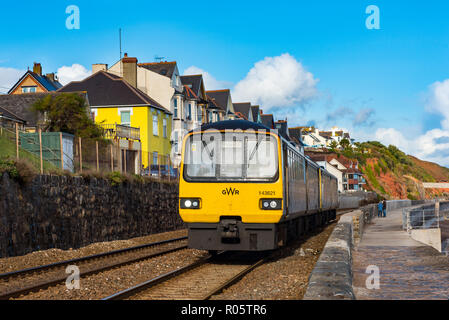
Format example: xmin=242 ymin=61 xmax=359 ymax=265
xmin=222 ymin=187 xmax=239 ymax=196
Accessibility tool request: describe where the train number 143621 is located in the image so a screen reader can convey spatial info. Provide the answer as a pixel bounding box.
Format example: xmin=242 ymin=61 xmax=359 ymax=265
xmin=259 ymin=191 xmax=275 ymax=196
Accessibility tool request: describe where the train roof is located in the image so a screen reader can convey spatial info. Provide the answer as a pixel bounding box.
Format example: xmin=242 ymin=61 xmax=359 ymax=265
xmin=189 ymin=120 xmax=272 ymax=133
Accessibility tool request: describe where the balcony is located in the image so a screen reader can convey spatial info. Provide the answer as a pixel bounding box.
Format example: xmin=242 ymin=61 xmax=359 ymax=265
xmin=101 ymin=123 xmax=140 ymax=141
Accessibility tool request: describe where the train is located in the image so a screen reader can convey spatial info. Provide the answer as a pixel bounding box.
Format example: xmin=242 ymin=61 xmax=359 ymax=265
xmin=178 ymin=120 xmax=338 ymax=252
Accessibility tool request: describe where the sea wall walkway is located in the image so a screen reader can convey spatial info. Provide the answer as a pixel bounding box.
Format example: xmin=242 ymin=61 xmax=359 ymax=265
xmin=352 ymin=207 xmax=449 ymax=299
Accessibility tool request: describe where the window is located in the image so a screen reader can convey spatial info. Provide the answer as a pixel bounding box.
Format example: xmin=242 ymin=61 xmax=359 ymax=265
xmin=22 ymin=86 xmax=37 ymax=93
xmin=184 ymin=133 xmax=278 ymax=182
xmin=197 ymin=106 xmax=202 ymax=122
xmin=209 ymin=112 xmax=213 ymax=123
xmin=187 ymin=104 xmax=192 ymax=120
xmin=121 ymin=111 xmax=131 ymax=126
xmin=174 ymin=99 xmax=178 ymax=118
xmin=152 ymin=152 xmax=158 ymax=165
xmin=163 ymin=119 xmax=167 ymax=138
xmin=153 ymin=115 xmax=158 ymax=135
xmin=174 ymin=131 xmax=179 ymax=153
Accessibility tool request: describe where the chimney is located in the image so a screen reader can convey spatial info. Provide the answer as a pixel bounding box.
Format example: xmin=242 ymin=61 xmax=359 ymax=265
xmin=92 ymin=63 xmax=108 ymax=73
xmin=33 ymin=62 xmax=42 ymax=76
xmin=121 ymin=53 xmax=137 ymax=88
xmin=46 ymin=73 xmax=55 ymax=82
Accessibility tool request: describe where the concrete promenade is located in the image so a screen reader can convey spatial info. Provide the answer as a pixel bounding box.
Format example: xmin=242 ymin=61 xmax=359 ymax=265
xmin=352 ymin=207 xmax=449 ymax=299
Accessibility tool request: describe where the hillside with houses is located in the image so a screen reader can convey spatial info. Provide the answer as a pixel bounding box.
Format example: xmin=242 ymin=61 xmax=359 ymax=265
xmin=0 ymin=57 xmax=448 ymax=200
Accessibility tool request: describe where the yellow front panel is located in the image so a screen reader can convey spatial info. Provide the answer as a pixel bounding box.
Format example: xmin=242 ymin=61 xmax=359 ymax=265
xmin=179 ymin=181 xmax=284 ymax=223
xmin=179 ymin=131 xmax=284 ymax=224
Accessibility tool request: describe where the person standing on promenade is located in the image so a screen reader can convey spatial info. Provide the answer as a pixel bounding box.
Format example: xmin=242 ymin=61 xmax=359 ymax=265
xmin=382 ymin=199 xmax=387 ymax=217
xmin=378 ymin=201 xmax=383 ymax=217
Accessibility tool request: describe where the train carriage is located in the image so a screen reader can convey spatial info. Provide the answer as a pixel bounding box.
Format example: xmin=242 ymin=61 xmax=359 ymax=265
xmin=178 ymin=120 xmax=338 ymax=251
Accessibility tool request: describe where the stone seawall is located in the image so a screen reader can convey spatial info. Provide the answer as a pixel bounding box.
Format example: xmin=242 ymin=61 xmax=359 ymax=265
xmin=303 ymin=207 xmax=375 ymax=300
xmin=0 ymin=173 xmax=184 ymax=258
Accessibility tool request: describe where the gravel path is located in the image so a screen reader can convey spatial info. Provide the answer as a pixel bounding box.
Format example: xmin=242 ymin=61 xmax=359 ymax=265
xmin=211 ymin=222 xmax=337 ymax=300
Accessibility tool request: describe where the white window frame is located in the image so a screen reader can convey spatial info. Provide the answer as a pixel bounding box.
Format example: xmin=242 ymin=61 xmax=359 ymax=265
xmin=153 ymin=114 xmax=159 ymax=136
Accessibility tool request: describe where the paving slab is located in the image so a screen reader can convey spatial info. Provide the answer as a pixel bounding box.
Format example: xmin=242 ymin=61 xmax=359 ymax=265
xmin=352 ymin=207 xmax=449 ymax=300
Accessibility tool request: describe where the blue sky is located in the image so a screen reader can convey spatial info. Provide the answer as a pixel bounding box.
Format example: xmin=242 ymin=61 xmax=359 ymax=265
xmin=2 ymin=1 xmax=449 ymax=166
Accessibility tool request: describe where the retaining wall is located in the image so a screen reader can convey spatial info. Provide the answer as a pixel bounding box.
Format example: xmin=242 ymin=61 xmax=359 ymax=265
xmin=338 ymin=191 xmax=377 ymax=210
xmin=0 ymin=173 xmax=184 ymax=258
xmin=304 ymin=207 xmax=374 ymax=300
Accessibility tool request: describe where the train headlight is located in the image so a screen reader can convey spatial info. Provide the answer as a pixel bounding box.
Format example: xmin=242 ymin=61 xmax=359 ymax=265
xmin=180 ymin=198 xmax=201 ymax=209
xmin=260 ymin=199 xmax=282 ymax=210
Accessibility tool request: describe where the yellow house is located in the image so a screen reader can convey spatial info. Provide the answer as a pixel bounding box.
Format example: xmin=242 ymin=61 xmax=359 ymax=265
xmin=58 ymin=69 xmax=172 ymax=169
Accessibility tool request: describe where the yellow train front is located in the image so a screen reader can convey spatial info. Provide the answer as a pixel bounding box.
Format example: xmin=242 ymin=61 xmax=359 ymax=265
xmin=179 ymin=120 xmax=338 ymax=251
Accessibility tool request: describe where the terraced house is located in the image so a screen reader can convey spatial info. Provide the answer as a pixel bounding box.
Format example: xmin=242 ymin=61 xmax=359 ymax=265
xmin=58 ymin=67 xmax=172 ymax=172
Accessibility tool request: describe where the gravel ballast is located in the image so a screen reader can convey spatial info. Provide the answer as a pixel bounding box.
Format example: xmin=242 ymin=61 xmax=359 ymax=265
xmin=1 ymin=221 xmax=337 ymax=300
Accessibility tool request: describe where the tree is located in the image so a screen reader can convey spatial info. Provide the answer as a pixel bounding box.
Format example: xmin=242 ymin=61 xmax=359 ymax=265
xmin=329 ymin=140 xmax=338 ymax=152
xmin=339 ymin=138 xmax=351 ymax=150
xmin=33 ymin=93 xmax=104 ymax=139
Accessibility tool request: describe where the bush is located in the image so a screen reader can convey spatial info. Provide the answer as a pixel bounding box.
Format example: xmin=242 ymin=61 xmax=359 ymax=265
xmin=0 ymin=157 xmax=37 ymax=185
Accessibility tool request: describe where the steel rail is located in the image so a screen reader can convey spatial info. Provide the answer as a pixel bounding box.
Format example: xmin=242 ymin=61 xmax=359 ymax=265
xmin=0 ymin=236 xmax=187 ymax=280
xmin=102 ymin=254 xmax=215 ymax=300
xmin=0 ymin=237 xmax=188 ymax=300
xmin=102 ymin=252 xmax=267 ymax=301
xmin=200 ymin=257 xmax=266 ymax=300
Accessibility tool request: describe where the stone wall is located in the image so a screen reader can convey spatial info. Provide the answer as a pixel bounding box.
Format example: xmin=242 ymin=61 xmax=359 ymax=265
xmin=304 ymin=205 xmax=376 ymax=300
xmin=0 ymin=173 xmax=184 ymax=258
xmin=338 ymin=191 xmax=377 ymax=210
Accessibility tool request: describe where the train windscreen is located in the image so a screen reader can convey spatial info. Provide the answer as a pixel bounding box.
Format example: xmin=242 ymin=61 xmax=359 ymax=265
xmin=183 ymin=132 xmax=279 ymax=182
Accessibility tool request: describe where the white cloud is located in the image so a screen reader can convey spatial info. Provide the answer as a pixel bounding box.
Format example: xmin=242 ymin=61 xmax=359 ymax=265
xmin=56 ymin=64 xmax=91 ymax=86
xmin=426 ymin=79 xmax=449 ymax=130
xmin=0 ymin=67 xmax=24 ymax=93
xmin=183 ymin=66 xmax=232 ymax=90
xmin=232 ymin=53 xmax=318 ymax=109
xmin=353 ymin=108 xmax=375 ymax=127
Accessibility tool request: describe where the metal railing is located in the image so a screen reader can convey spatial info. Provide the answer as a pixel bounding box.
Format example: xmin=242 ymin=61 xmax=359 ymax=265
xmin=402 ymin=208 xmax=443 ymax=233
xmin=100 ymin=123 xmax=140 ymax=141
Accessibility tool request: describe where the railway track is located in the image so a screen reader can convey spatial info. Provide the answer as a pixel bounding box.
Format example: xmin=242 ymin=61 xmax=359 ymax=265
xmin=0 ymin=236 xmax=188 ymax=300
xmin=103 ymin=251 xmax=267 ymax=300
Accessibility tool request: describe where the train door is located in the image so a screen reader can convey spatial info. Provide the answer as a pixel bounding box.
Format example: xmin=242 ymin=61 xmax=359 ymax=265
xmin=283 ymin=143 xmax=289 ymax=215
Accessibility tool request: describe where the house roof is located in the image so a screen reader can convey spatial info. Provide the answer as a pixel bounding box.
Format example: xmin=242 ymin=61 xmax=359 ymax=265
xmin=205 ymin=90 xmax=230 ymax=112
xmin=250 ymin=105 xmax=260 ymax=122
xmin=8 ymin=71 xmax=63 ymax=94
xmin=138 ymin=61 xmax=177 ymax=79
xmin=0 ymin=105 xmax=26 ymax=123
xmin=181 ymin=75 xmax=203 ymax=99
xmin=58 ymin=71 xmax=170 ymax=113
xmin=275 ymin=120 xmax=291 ymax=141
xmin=233 ymin=103 xmax=251 ymax=120
xmin=0 ymin=92 xmax=88 ymax=126
xmin=260 ymin=114 xmax=275 ymax=129
xmin=206 ymin=95 xmax=221 ymax=111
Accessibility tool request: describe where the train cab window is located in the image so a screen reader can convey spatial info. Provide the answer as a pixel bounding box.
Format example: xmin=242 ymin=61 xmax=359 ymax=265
xmin=246 ymin=139 xmax=277 ymax=179
xmin=183 ymin=132 xmax=278 ymax=182
xmin=220 ymin=139 xmax=243 ymax=177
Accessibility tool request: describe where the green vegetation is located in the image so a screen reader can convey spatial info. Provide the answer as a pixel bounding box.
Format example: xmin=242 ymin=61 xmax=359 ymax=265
xmin=0 ymin=158 xmax=37 ymax=185
xmin=0 ymin=130 xmax=57 ymax=173
xmin=333 ymin=140 xmax=449 ymax=199
xmin=32 ymin=93 xmax=105 ymax=139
